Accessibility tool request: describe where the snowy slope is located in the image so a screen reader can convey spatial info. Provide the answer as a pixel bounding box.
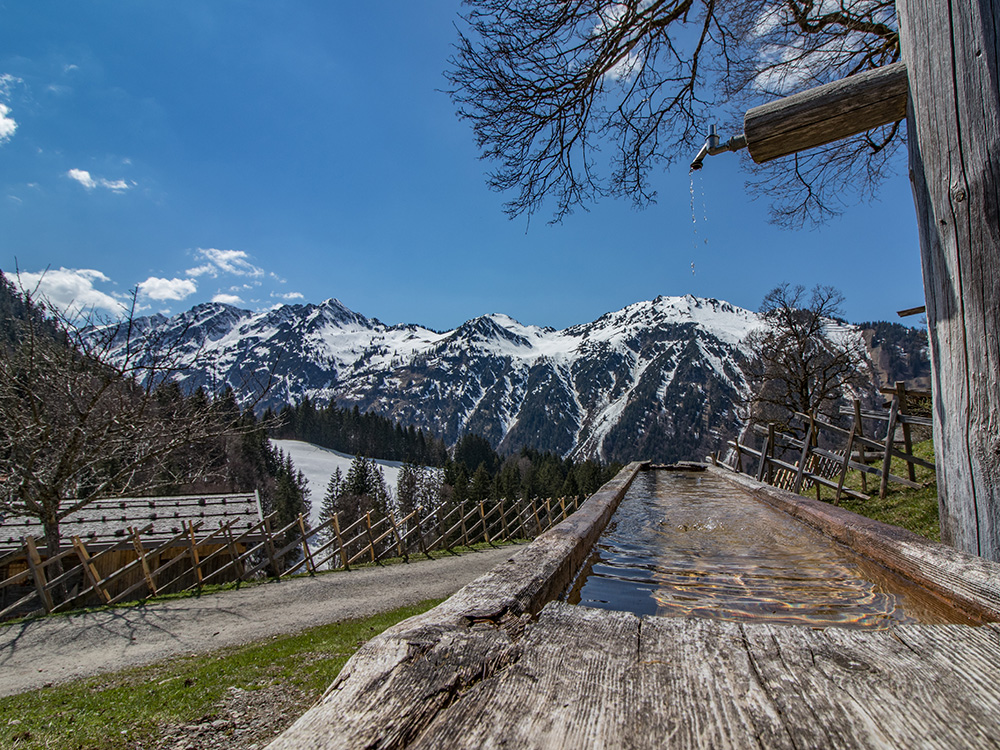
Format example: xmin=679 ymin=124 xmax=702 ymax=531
xmin=271 ymin=439 xmax=404 ymax=527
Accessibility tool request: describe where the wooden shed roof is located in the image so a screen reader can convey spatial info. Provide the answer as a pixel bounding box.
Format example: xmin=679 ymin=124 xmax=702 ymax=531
xmin=0 ymin=492 xmax=263 ymax=554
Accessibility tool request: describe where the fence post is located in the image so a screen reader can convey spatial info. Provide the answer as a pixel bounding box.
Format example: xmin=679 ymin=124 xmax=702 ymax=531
xmin=792 ymin=418 xmax=814 ymax=495
xmin=263 ymin=516 xmax=280 ymax=577
xmin=834 ymin=424 xmax=857 ymax=505
xmin=72 ymin=536 xmax=111 ymax=604
xmin=757 ymin=427 xmax=772 ymax=482
xmin=499 ymin=499 xmax=510 ymax=541
xmin=223 ymin=522 xmax=247 ymax=581
xmin=187 ymin=521 xmax=204 ymax=589
xmin=297 ymin=515 xmax=317 ymax=575
xmin=333 ymin=513 xmax=349 ymax=570
xmin=386 ymin=512 xmax=407 ymax=561
xmin=365 ymin=512 xmax=377 ymax=564
xmin=531 ymin=499 xmax=541 ymax=536
xmin=880 ymin=394 xmax=901 ymax=499
xmin=853 ymin=399 xmax=869 ymax=493
xmin=131 ymin=527 xmax=158 ymax=597
xmin=895 ymin=381 xmax=917 ymax=482
xmin=415 ymin=509 xmax=433 ymax=559
xmin=24 ymin=536 xmax=55 ymax=614
xmin=459 ymin=502 xmax=469 ymax=548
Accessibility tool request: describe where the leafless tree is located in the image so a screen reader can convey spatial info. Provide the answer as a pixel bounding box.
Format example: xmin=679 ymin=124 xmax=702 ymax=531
xmin=446 ymin=0 xmax=901 ymax=225
xmin=0 ymin=276 xmax=255 ymax=558
xmin=742 ymin=283 xmax=871 ymax=433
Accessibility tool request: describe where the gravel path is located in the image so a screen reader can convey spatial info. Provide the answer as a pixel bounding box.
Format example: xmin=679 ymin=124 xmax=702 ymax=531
xmin=0 ymin=546 xmax=521 ymax=698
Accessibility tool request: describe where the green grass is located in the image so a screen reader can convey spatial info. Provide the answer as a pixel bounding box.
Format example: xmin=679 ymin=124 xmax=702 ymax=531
xmin=818 ymin=438 xmax=940 ymax=541
xmin=0 ymin=599 xmax=443 ymax=750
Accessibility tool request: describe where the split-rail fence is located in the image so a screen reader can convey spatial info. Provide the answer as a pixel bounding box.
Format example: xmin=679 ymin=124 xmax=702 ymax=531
xmin=0 ymin=495 xmax=581 ymax=623
xmin=716 ymin=382 xmax=934 ymax=503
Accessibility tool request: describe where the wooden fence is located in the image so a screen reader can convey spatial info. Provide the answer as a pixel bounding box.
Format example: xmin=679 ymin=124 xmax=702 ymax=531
xmin=0 ymin=494 xmax=581 ymax=622
xmin=716 ymin=382 xmax=934 ymax=503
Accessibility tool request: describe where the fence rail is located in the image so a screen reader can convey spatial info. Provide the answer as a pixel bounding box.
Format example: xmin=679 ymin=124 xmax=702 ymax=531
xmin=0 ymin=495 xmax=581 ymax=623
xmin=715 ymin=382 xmax=933 ymax=503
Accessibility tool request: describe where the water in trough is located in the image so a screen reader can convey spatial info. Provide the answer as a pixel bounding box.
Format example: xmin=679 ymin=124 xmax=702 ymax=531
xmin=567 ymin=470 xmax=976 ymax=629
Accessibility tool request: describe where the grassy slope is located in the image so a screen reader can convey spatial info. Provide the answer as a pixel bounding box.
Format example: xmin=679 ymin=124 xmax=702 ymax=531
xmin=0 ymin=599 xmax=443 ymax=750
xmin=817 ymin=438 xmax=940 ymax=541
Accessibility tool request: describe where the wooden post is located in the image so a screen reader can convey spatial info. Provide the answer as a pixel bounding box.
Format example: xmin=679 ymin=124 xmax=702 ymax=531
xmin=898 ymin=0 xmax=1000 ymax=560
xmin=332 ymin=513 xmax=349 ymax=571
xmin=386 ymin=512 xmax=407 ymax=561
xmin=414 ymin=510 xmax=433 ymax=559
xmin=499 ymin=499 xmax=510 ymax=541
xmin=365 ymin=512 xmax=377 ymax=563
xmin=756 ymin=428 xmax=771 ymax=482
xmin=131 ymin=527 xmax=158 ymax=597
xmin=559 ymin=496 xmax=567 ymax=521
xmin=72 ymin=537 xmax=111 ymax=605
xmin=544 ymin=498 xmax=552 ymax=531
xmin=792 ymin=420 xmax=814 ymax=496
xmin=263 ymin=516 xmax=280 ymax=577
xmin=223 ymin=522 xmax=247 ymax=581
xmin=187 ymin=521 xmax=203 ymax=589
xmin=880 ymin=394 xmax=901 ymax=500
xmin=853 ymin=399 xmax=869 ymax=494
xmin=297 ymin=515 xmax=317 ymax=575
xmin=835 ymin=425 xmax=858 ymax=506
xmin=478 ymin=502 xmax=491 ymax=546
xmin=24 ymin=536 xmax=55 ymax=613
xmin=459 ymin=502 xmax=469 ymax=548
xmin=530 ymin=498 xmax=540 ymax=536
xmin=895 ymin=381 xmax=917 ymax=482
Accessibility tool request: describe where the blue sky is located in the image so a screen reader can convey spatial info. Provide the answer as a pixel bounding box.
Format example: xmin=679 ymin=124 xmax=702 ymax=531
xmin=1 ymin=2 xmax=924 ymax=332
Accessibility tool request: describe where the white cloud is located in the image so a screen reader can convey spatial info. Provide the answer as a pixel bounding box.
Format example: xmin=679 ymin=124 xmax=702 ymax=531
xmin=0 ymin=103 xmax=16 ymax=144
xmin=67 ymin=168 xmax=97 ymax=189
xmin=211 ymin=293 xmax=244 ymax=305
xmin=6 ymin=268 xmax=124 ymax=316
xmin=186 ymin=248 xmax=264 ymax=279
xmin=67 ymin=168 xmax=134 ymax=192
xmin=138 ymin=276 xmax=198 ymax=302
xmin=272 ymin=291 xmax=304 ymax=301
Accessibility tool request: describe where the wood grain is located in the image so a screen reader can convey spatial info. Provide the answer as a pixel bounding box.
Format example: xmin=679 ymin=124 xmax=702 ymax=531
xmin=744 ymin=62 xmax=908 ymax=163
xmin=898 ymin=0 xmax=1000 ymax=561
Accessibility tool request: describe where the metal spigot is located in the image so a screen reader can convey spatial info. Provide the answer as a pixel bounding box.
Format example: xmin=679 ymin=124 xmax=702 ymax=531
xmin=689 ymin=124 xmax=747 ymax=171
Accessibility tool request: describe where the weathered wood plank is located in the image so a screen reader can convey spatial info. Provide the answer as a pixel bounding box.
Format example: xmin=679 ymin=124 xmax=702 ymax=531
xmin=410 ymin=605 xmax=637 ymax=749
xmin=898 ymin=0 xmax=1000 ymax=561
xmin=744 ymin=62 xmax=908 ymax=163
xmin=267 ymin=463 xmax=646 ymax=749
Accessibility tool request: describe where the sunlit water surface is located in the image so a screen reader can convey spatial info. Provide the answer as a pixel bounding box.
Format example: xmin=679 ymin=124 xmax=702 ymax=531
xmin=567 ymin=471 xmax=975 ymax=629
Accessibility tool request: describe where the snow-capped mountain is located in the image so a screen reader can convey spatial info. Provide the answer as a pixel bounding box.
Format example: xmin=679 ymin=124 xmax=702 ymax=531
xmin=109 ymin=295 xmax=773 ymax=463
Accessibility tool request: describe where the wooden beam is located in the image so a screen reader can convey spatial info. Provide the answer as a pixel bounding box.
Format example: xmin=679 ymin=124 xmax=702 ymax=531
xmin=744 ymin=62 xmax=908 ymax=163
xmin=898 ymin=305 xmax=926 ymax=317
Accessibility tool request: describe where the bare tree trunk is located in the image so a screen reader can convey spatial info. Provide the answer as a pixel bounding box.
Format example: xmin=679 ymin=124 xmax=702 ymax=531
xmin=898 ymin=0 xmax=1000 ymax=559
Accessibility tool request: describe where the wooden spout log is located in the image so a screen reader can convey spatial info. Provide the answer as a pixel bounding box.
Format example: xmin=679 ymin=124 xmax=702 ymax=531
xmin=744 ymin=61 xmax=908 ymax=163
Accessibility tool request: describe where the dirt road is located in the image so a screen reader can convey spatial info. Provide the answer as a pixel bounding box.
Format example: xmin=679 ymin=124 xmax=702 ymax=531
xmin=0 ymin=546 xmax=520 ymax=698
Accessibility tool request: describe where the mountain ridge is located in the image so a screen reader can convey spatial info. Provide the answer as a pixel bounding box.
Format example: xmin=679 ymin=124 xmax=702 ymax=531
xmin=106 ymin=294 xmax=923 ymax=464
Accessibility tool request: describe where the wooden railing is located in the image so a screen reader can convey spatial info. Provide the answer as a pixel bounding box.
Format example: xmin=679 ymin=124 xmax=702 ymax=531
xmin=0 ymin=495 xmax=581 ymax=622
xmin=715 ymin=383 xmax=934 ymax=503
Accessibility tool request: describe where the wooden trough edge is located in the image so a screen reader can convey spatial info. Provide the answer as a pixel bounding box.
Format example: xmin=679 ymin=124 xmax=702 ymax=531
xmin=266 ymin=461 xmax=647 ymax=750
xmin=707 ymin=465 xmax=1000 ymax=622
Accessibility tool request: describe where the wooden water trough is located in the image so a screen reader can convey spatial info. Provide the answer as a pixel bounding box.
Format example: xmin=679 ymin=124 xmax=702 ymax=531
xmin=268 ymin=463 xmax=1000 ymax=749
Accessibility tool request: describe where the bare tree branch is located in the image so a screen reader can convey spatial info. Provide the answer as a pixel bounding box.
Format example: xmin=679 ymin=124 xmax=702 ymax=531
xmin=447 ymin=0 xmax=903 ymax=223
